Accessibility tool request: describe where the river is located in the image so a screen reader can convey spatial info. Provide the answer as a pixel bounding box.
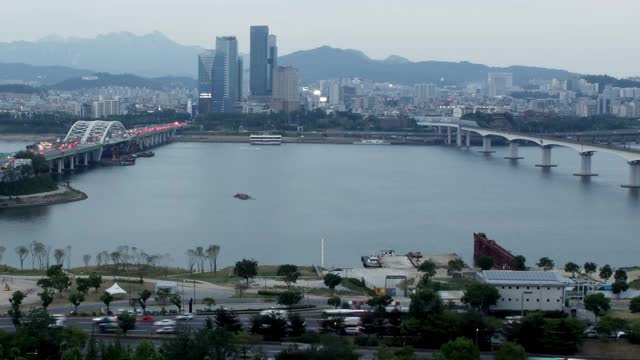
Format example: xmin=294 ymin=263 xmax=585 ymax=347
xmin=0 ymin=140 xmax=638 ymax=269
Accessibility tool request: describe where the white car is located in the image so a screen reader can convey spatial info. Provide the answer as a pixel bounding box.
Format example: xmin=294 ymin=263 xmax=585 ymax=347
xmin=153 ymin=319 xmax=177 ymax=326
xmin=92 ymin=316 xmax=117 ymax=323
xmin=343 ymin=326 xmax=364 ymax=335
xmin=176 ymin=313 xmax=194 ymax=321
xmin=156 ymin=326 xmax=176 ymax=334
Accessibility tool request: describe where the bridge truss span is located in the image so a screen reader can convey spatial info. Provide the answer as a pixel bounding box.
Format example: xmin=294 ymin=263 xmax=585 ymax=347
xmin=64 ymin=120 xmax=129 ymax=145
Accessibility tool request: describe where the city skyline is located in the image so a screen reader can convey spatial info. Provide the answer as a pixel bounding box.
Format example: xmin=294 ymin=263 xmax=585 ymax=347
xmin=0 ymin=0 xmax=638 ymax=77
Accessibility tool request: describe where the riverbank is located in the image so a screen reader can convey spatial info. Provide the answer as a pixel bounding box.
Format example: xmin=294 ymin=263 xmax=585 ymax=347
xmin=0 ymin=185 xmax=87 ymax=209
xmin=173 ymin=133 xmax=441 ymax=145
xmin=0 ymin=134 xmax=62 ymax=142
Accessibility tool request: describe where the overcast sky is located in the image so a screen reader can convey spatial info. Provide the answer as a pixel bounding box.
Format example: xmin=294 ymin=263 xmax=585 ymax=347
xmin=1 ymin=0 xmax=637 ymax=76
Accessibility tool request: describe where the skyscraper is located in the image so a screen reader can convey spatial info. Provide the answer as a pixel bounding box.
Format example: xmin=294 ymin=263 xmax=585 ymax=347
xmin=271 ymin=66 xmax=300 ymax=113
xmin=197 ymin=50 xmax=215 ymax=96
xmin=267 ymin=34 xmax=278 ymax=94
xmin=213 ymin=36 xmax=239 ymax=112
xmin=250 ymin=26 xmax=269 ymax=96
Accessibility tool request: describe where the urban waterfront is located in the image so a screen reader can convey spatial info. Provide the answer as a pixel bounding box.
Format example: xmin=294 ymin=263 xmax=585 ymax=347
xmin=0 ymin=140 xmax=638 ymax=269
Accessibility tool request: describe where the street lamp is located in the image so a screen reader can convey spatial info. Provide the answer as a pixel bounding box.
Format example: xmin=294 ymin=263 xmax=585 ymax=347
xmin=521 ymin=291 xmax=533 ymax=317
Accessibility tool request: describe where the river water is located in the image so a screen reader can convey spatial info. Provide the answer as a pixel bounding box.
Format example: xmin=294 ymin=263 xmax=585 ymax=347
xmin=0 ymin=141 xmax=638 ymax=269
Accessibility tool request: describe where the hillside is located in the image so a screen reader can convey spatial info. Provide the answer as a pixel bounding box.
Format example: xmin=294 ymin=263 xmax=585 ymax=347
xmin=279 ymin=46 xmax=575 ymax=85
xmin=49 ymin=73 xmax=197 ymax=91
xmin=0 ymin=63 xmax=91 ymax=85
xmin=0 ymin=32 xmax=205 ymax=77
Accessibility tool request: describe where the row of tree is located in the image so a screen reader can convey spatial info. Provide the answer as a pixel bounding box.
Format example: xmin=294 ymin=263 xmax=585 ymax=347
xmin=185 ymin=245 xmax=221 ymax=273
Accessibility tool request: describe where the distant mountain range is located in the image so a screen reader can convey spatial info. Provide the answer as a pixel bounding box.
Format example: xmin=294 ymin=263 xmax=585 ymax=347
xmin=279 ymin=46 xmax=575 ymax=85
xmin=0 ymin=32 xmax=205 ymax=78
xmin=0 ymin=31 xmax=587 ymax=86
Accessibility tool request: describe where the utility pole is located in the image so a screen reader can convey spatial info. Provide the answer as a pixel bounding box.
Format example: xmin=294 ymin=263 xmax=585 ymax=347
xmin=321 ymin=238 xmax=325 ymax=268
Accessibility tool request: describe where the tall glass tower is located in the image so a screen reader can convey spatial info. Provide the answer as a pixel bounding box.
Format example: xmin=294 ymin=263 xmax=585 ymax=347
xmin=213 ymin=36 xmax=239 ymax=112
xmin=197 ymin=50 xmax=215 ymax=95
xmin=250 ymin=26 xmax=269 ymax=96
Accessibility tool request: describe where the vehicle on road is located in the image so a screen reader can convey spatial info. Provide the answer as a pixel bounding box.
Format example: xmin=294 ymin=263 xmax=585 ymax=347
xmin=92 ymin=316 xmax=117 ymax=324
xmin=343 ymin=326 xmax=364 ymax=335
xmin=138 ymin=315 xmax=155 ymax=322
xmin=98 ymin=322 xmax=119 ymax=333
xmin=153 ymin=319 xmax=177 ymax=327
xmin=176 ymin=313 xmax=194 ymax=321
xmin=156 ymin=326 xmax=176 ymax=334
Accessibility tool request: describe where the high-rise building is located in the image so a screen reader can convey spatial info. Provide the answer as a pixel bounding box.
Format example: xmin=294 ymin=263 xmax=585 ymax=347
xmin=267 ymin=34 xmax=278 ymax=94
xmin=91 ymin=99 xmax=120 ymax=118
xmin=413 ymin=83 xmax=438 ymax=105
xmin=250 ymin=26 xmax=269 ymax=96
xmin=197 ymin=50 xmax=215 ymax=96
xmin=213 ymin=36 xmax=240 ymax=112
xmin=487 ymin=73 xmax=513 ymax=97
xmin=271 ymin=66 xmax=300 ymax=113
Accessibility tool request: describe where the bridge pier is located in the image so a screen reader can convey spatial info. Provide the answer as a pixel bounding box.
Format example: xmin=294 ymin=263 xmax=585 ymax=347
xmin=535 ymin=146 xmax=557 ymax=168
xmin=573 ymin=151 xmax=598 ymax=177
xmin=57 ymin=159 xmax=63 ymax=174
xmin=621 ymin=161 xmax=640 ymax=188
xmin=479 ymin=137 xmax=495 ymax=153
xmin=456 ymin=126 xmax=462 ymax=147
xmin=504 ymin=142 xmax=523 ymax=160
xmin=83 ymin=153 xmax=89 ymax=166
xmin=69 ymin=156 xmax=75 ymax=171
xmin=465 ymin=131 xmax=471 ymax=147
xmin=446 ymin=127 xmax=452 ymax=145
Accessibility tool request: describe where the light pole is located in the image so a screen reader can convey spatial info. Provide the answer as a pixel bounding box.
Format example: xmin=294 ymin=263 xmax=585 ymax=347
xmin=521 ymin=291 xmax=533 ymax=317
xmin=475 ymin=328 xmax=479 ymax=345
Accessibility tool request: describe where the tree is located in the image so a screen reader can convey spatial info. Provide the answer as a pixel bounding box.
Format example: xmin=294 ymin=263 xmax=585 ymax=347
xmin=612 ymin=269 xmax=629 ymax=295
xmin=233 ymin=258 xmax=258 ymax=286
xmin=39 ymin=290 xmax=54 ymax=309
xmin=277 ymin=264 xmax=301 ymax=289
xmin=438 ymin=337 xmax=480 ymax=360
xmin=155 ymin=288 xmax=171 ymax=312
xmin=584 ymin=293 xmax=610 ymax=321
xmin=447 ymin=258 xmax=464 ymax=275
xmin=202 ymin=297 xmax=216 ymax=308
xmin=68 ymin=292 xmax=85 ymax=313
xmin=15 ymin=246 xmax=29 ymax=270
xmin=133 ymin=340 xmax=160 ymax=360
xmin=54 ymin=248 xmax=66 ymax=266
xmin=118 ymin=314 xmax=136 ymax=336
xmin=88 ymin=273 xmax=102 ymax=293
xmin=206 ymin=244 xmax=221 ymax=273
xmin=323 ymin=273 xmax=342 ymax=295
xmin=100 ymin=292 xmax=114 ymax=313
xmin=408 ymin=289 xmax=444 ymax=320
xmin=595 ymin=315 xmax=627 ymax=340
xmin=277 ymin=291 xmax=304 ymax=313
xmin=477 ymin=256 xmax=494 ymax=271
xmin=82 ymin=254 xmax=92 ymax=269
xmin=76 ymin=278 xmax=90 ymax=294
xmin=288 ymin=313 xmax=306 ymax=337
xmin=537 ymin=257 xmax=554 ymax=271
xmin=418 ymin=259 xmax=437 ymax=282
xmin=495 ymin=342 xmax=526 ymax=360
xmin=8 ymin=291 xmax=25 ymax=326
xmin=630 ymin=296 xmax=640 ymax=313
xmin=461 ymin=282 xmax=500 ymax=312
xmin=170 ymin=293 xmax=183 ymax=312
xmin=37 ymin=264 xmax=71 ymax=297
xmin=599 ymin=264 xmax=612 ymax=281
xmin=564 ymin=262 xmax=580 ymax=278
xmin=584 ymin=262 xmax=597 ymax=279
xmin=213 ymin=307 xmax=242 ymax=333
xmin=514 ymin=255 xmax=527 ymax=271
xmin=327 ymin=296 xmax=341 ymax=308
xmin=367 ymin=294 xmax=393 ymax=315
xmin=14 ymin=150 xmax=49 ymax=175
xmin=138 ymin=289 xmax=152 ymax=312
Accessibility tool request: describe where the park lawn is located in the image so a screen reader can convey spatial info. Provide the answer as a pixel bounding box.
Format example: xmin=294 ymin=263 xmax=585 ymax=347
xmin=168 ymin=265 xmax=320 ymax=285
xmin=44 ymin=278 xmax=156 ymax=308
xmin=0 ymin=265 xmax=47 ymax=276
xmin=608 ymin=309 xmax=640 ymax=321
xmin=70 ymin=265 xmax=187 ymax=279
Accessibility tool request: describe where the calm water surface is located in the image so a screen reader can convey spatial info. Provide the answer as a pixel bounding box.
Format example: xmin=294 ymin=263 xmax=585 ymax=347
xmin=0 ymin=141 xmax=638 ymax=269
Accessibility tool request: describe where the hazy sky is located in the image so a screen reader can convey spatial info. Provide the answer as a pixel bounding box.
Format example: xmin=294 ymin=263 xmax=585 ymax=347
xmin=1 ymin=0 xmax=638 ymax=76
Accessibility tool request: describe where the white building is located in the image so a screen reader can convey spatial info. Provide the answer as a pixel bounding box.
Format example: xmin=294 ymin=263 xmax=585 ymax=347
xmin=92 ymin=99 xmax=120 ymax=118
xmin=413 ymin=83 xmax=437 ymax=106
xmin=487 ymin=73 xmax=513 ymax=97
xmin=481 ymin=270 xmax=566 ymax=312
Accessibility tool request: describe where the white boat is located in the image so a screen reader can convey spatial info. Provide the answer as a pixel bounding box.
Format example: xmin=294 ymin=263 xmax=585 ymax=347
xmin=250 ymin=134 xmax=282 ymax=145
xmin=353 ymin=139 xmax=390 ymax=145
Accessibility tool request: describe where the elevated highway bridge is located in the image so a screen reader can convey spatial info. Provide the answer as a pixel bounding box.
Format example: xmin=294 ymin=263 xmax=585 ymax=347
xmin=415 ymin=116 xmax=640 ymax=188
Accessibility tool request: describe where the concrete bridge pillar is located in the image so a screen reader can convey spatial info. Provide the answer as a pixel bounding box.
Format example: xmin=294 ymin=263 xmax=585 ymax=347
xmin=456 ymin=126 xmax=462 ymax=147
xmin=621 ymin=160 xmax=640 ymax=188
xmin=465 ymin=131 xmax=471 ymax=147
xmin=535 ymin=146 xmax=557 ymax=168
xmin=574 ymin=151 xmax=598 ymax=177
xmin=446 ymin=127 xmax=452 ymax=145
xmin=504 ymin=142 xmax=524 ymax=160
xmin=479 ymin=137 xmax=495 ymax=153
xmin=57 ymin=159 xmax=63 ymax=174
xmin=69 ymin=156 xmax=75 ymax=170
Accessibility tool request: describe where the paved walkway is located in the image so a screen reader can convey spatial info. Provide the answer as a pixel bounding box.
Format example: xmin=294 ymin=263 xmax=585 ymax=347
xmin=0 ymin=184 xmax=68 ymax=200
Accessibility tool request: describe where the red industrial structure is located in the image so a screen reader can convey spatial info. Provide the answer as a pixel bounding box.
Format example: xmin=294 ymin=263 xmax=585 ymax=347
xmin=473 ymin=233 xmax=516 ymax=270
